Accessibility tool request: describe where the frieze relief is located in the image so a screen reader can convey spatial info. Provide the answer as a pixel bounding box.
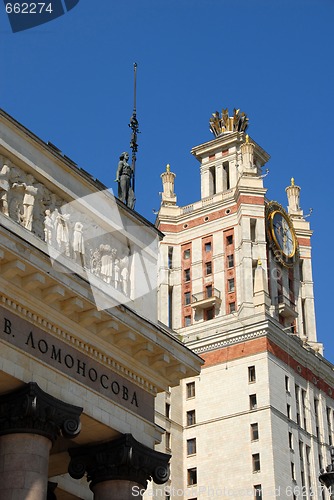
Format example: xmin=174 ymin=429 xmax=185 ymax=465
xmin=0 ymin=156 xmax=132 ymax=298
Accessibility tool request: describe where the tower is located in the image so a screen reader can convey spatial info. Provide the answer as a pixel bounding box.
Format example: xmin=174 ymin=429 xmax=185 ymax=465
xmin=152 ymin=108 xmax=333 ymax=499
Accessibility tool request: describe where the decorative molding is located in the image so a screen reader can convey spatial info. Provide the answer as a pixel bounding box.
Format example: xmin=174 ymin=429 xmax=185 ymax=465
xmin=68 ymin=433 xmax=170 ymax=489
xmin=193 ymin=329 xmax=267 ymax=354
xmin=0 ymin=382 xmax=82 ymax=442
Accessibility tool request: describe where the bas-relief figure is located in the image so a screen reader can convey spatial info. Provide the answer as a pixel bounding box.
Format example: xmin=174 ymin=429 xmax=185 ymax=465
xmin=0 ymin=157 xmax=132 ymax=298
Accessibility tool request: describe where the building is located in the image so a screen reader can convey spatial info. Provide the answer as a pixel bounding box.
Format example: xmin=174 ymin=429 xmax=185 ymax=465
xmin=154 ymin=109 xmax=334 ymax=500
xmin=0 ymin=109 xmax=202 ymax=500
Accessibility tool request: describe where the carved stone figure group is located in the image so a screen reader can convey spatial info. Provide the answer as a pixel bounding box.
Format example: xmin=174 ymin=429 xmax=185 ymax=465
xmin=0 ymin=158 xmax=62 ymax=238
xmin=0 ymin=157 xmax=132 ymax=298
xmin=89 ymin=244 xmax=130 ymax=296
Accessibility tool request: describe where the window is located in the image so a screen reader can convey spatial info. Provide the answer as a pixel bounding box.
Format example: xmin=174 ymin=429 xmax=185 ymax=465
xmin=250 ymin=219 xmax=257 ymax=242
xmin=287 ymin=404 xmax=291 ymax=419
xmin=229 ymin=302 xmax=236 ymax=313
xmin=250 ymin=394 xmax=257 ymax=410
xmin=168 ymin=286 xmax=173 ymax=329
xmin=248 ymin=366 xmax=256 ymax=383
xmin=295 ymin=385 xmax=300 ymax=426
xmin=204 ymin=307 xmax=214 ymax=321
xmin=299 ymin=259 xmax=304 ymax=282
xmin=187 ymin=438 xmax=197 ymax=455
xmin=291 ymin=462 xmax=296 ymax=481
xmin=187 ymin=410 xmax=196 ymax=426
xmin=254 ymin=485 xmax=262 ymax=500
xmin=226 ymin=235 xmax=233 ymax=246
xmin=314 ymin=398 xmax=320 ymax=439
xmin=186 ymin=382 xmax=195 ymax=399
xmin=228 ymin=278 xmax=235 ymax=292
xmin=185 ymin=292 xmax=191 ymax=305
xmin=327 ymin=407 xmax=332 ymax=446
xmin=206 ymin=285 xmax=213 ymax=298
xmin=285 ymin=376 xmax=290 ymax=392
xmin=166 ymin=432 xmax=171 ymax=449
xmin=165 ymin=403 xmax=170 ymax=419
xmin=187 ymin=468 xmax=197 ymax=486
xmin=289 ymin=431 xmax=293 ymax=450
xmin=252 ymin=453 xmax=261 ymax=472
xmin=205 ymin=261 xmax=212 ymax=275
xmin=209 ymin=165 xmax=217 ymax=195
xmin=302 ymin=389 xmax=307 ymax=430
xmin=227 ymin=254 xmax=234 ymax=268
xmin=184 ymin=268 xmax=191 ymax=282
xmin=205 ymin=242 xmax=212 ymax=253
xmin=168 ymin=246 xmax=173 ymax=269
xmin=223 ymin=162 xmax=230 ymax=190
xmin=251 ymin=423 xmax=259 ymax=441
xmin=183 ymin=249 xmax=191 ymax=260
xmin=184 ymin=315 xmax=191 ymax=327
xmin=299 ymin=440 xmax=303 ymax=461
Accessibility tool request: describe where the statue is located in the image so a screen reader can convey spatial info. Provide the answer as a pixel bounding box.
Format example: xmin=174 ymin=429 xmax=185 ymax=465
xmin=209 ymin=112 xmax=221 ymax=137
xmin=115 ymin=152 xmax=134 ymax=207
xmin=0 ymin=161 xmax=11 ymax=216
xmin=100 ymin=244 xmax=113 ymax=284
xmin=54 ymin=210 xmax=70 ymax=256
xmin=44 ymin=209 xmax=54 ymax=245
xmin=73 ymin=221 xmax=85 ymax=266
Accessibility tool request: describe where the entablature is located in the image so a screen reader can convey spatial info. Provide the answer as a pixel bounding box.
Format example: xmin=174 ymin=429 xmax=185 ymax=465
xmin=0 ymin=220 xmax=202 ymax=394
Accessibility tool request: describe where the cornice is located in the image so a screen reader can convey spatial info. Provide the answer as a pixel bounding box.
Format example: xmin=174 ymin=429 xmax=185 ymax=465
xmin=192 ymin=328 xmax=267 ymax=354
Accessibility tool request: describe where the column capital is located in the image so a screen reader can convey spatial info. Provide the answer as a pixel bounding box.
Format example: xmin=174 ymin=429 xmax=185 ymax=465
xmin=68 ymin=433 xmax=170 ymax=489
xmin=0 ymin=382 xmax=82 ymax=442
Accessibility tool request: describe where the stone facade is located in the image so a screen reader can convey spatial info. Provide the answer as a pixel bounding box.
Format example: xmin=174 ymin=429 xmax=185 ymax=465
xmin=153 ymin=115 xmax=334 ymax=499
xmin=0 ymin=109 xmax=202 ymax=499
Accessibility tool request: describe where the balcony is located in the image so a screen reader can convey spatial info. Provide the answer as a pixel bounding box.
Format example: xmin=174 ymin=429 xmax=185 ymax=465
xmin=274 ymin=294 xmax=298 ymax=319
xmin=191 ymin=288 xmax=221 ymax=310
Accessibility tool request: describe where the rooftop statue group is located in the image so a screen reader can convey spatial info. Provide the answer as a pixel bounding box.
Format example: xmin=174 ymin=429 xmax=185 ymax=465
xmin=209 ymin=108 xmax=249 ymax=137
xmin=115 ymin=152 xmax=135 ymax=210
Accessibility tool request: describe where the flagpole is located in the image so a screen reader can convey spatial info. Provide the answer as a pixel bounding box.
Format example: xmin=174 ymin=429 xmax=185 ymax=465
xmin=129 ymin=62 xmax=139 ymax=202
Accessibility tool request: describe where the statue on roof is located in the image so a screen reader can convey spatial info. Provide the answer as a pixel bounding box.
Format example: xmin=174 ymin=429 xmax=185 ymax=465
xmin=209 ymin=107 xmax=249 ymax=137
xmin=115 ymin=152 xmax=134 ymax=207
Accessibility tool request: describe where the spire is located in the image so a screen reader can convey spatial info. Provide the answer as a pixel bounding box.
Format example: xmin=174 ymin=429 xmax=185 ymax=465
xmin=128 ymin=62 xmax=139 ymax=209
xmin=161 ymin=164 xmax=177 ymax=206
xmin=286 ymin=177 xmax=302 ymax=216
xmin=240 ymin=134 xmax=256 ymax=173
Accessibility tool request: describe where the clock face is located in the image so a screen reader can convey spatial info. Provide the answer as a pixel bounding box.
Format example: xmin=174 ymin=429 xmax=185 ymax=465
xmin=266 ymin=202 xmax=298 ymax=266
xmin=271 ymin=211 xmax=295 ymax=258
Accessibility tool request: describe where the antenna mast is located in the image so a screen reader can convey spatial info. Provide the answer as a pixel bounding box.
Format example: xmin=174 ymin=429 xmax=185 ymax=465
xmin=129 ymin=62 xmax=139 ymax=205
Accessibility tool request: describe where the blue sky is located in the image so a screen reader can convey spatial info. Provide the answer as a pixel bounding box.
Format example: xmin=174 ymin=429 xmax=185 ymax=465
xmin=1 ymin=0 xmax=334 ymax=360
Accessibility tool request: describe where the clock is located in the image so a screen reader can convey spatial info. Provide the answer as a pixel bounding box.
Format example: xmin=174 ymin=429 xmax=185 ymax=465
xmin=266 ymin=202 xmax=297 ymax=266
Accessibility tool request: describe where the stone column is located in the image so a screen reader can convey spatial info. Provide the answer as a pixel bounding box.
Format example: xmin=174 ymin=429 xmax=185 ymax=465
xmin=0 ymin=382 xmax=82 ymax=500
xmin=68 ymin=433 xmax=170 ymax=500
